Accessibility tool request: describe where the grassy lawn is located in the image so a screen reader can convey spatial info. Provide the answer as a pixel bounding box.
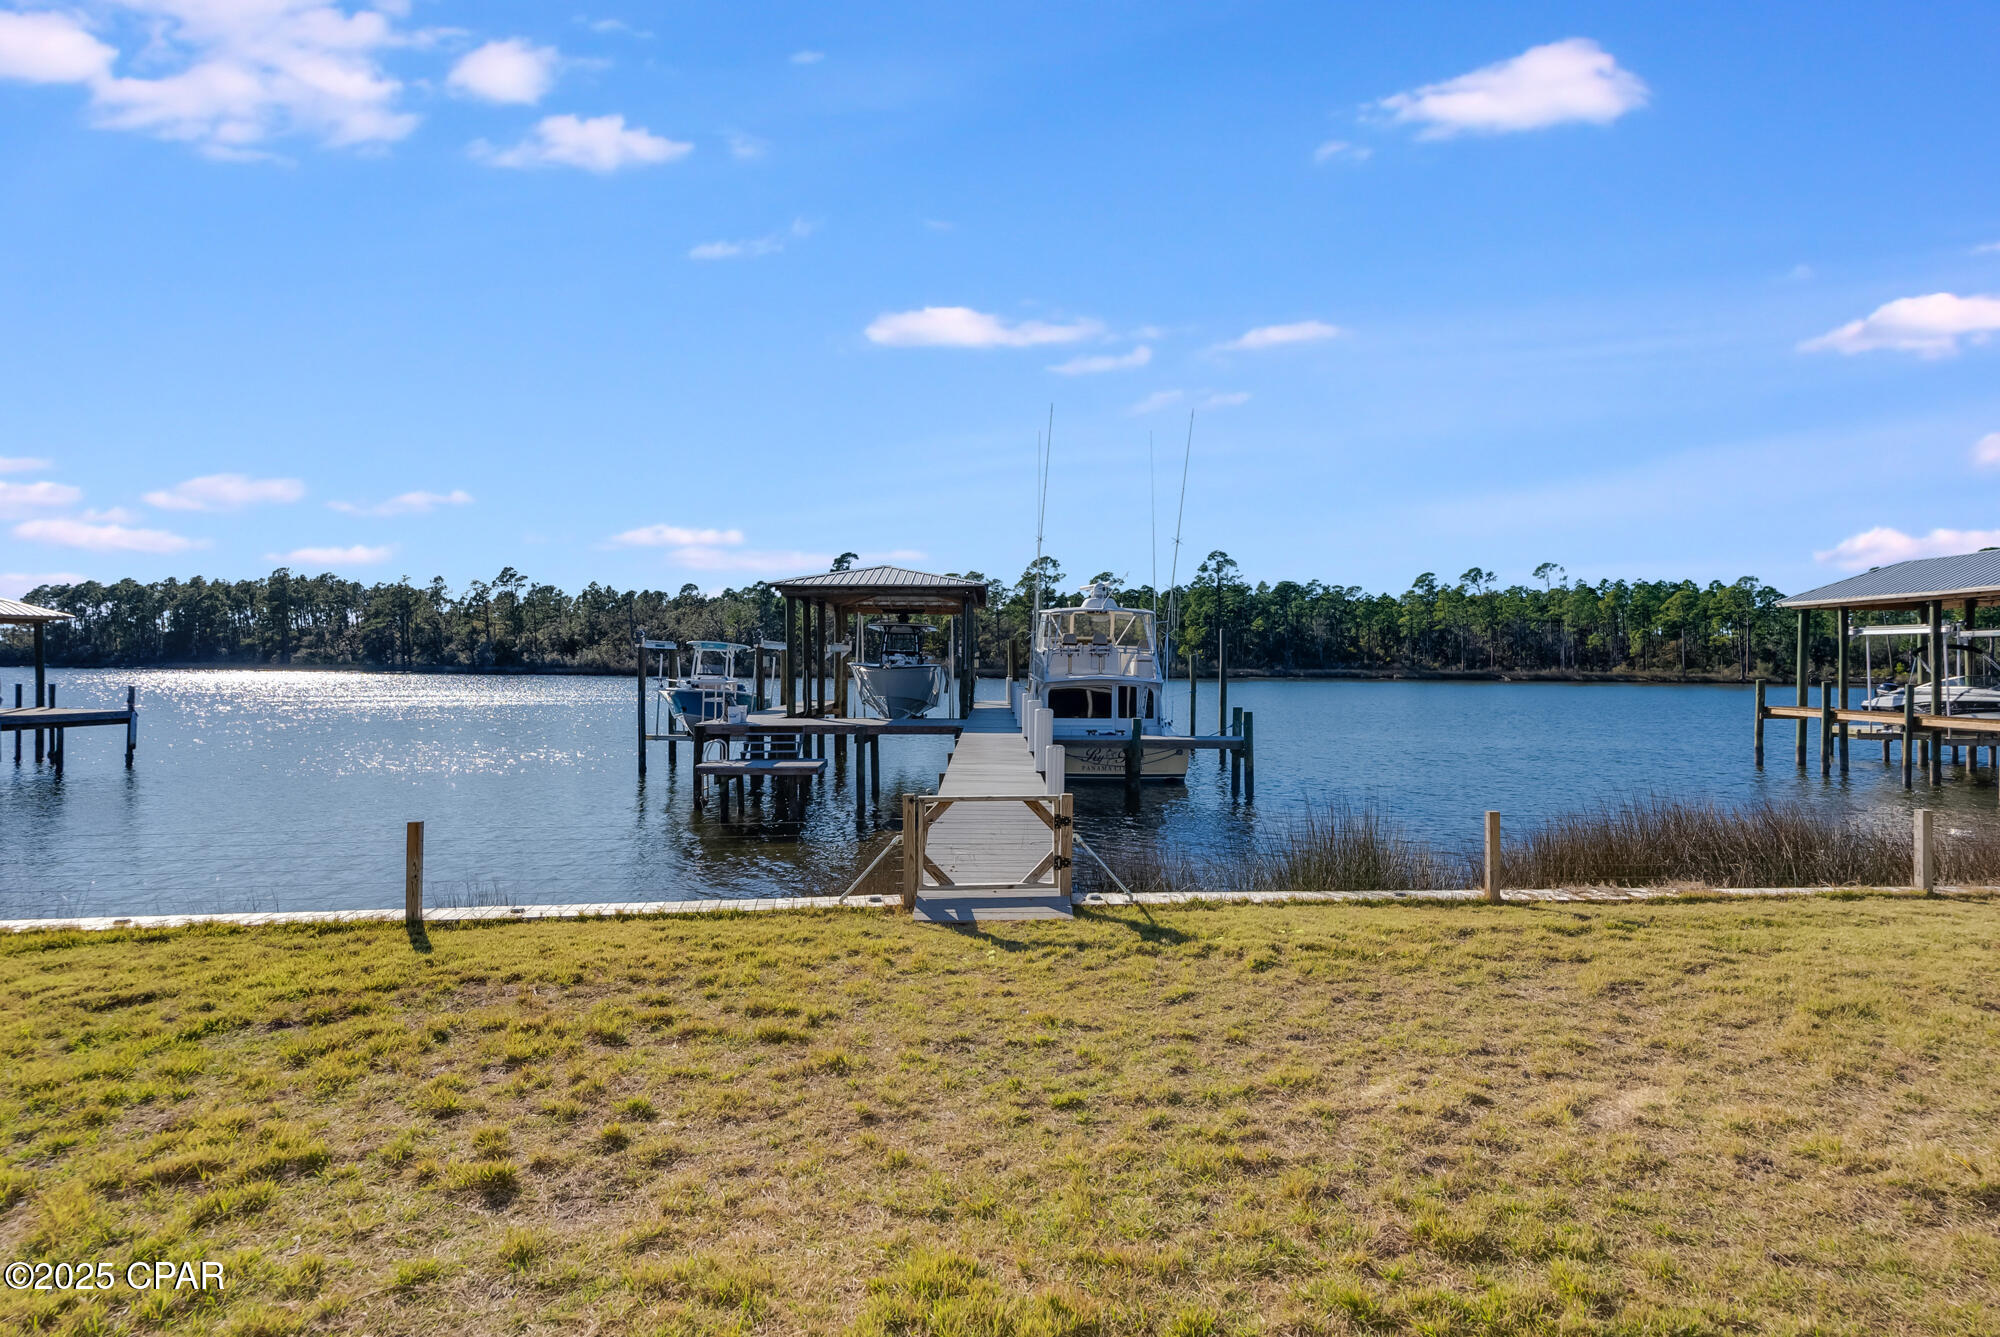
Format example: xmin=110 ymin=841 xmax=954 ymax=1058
xmin=1 ymin=895 xmax=1996 ymax=1335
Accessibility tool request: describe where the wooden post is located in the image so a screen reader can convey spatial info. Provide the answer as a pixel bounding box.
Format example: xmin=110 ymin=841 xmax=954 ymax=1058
xmin=901 ymin=795 xmax=920 ymax=910
xmin=1483 ymin=811 xmax=1501 ymax=903
xmin=1929 ymin=599 xmax=1944 ymax=785
xmin=871 ymin=735 xmax=881 ymax=806
xmin=1794 ymin=610 xmax=1808 ymax=768
xmin=1006 ymin=637 xmax=1017 ymax=685
xmin=1055 ymin=792 xmax=1075 ymax=899
xmin=405 ymin=821 xmax=424 ymax=926
xmin=1187 ymin=651 xmax=1197 ymax=735
xmin=636 ymin=636 xmax=647 ymax=779
xmin=855 ymin=728 xmax=867 ymax=824
xmin=1820 ymin=679 xmax=1834 ymax=776
xmin=1124 ymin=715 xmax=1141 ymax=799
xmin=788 ymin=600 xmax=804 ymax=716
xmin=14 ymin=683 xmax=21 ymax=763
xmin=1913 ymin=809 xmax=1935 ymax=891
xmin=1837 ymin=608 xmax=1850 ymax=773
xmin=1217 ymin=621 xmax=1228 ymax=736
xmin=32 ymin=623 xmax=45 ymax=766
xmin=1046 ymin=743 xmax=1065 ymax=794
xmin=1753 ymin=679 xmax=1766 ymax=766
xmin=125 ymin=685 xmax=136 ymax=767
xmin=753 ymin=642 xmax=766 ymax=713
xmin=1230 ymin=705 xmax=1243 ymax=797
xmin=1902 ymin=685 xmax=1916 ymax=790
xmin=1242 ymin=710 xmax=1255 ymax=800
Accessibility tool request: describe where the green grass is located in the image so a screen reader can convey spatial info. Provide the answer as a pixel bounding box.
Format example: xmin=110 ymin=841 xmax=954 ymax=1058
xmin=0 ymin=896 xmax=1996 ymax=1333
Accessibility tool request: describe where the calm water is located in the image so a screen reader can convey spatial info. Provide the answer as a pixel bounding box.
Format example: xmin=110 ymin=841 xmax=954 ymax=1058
xmin=0 ymin=668 xmax=1979 ymax=918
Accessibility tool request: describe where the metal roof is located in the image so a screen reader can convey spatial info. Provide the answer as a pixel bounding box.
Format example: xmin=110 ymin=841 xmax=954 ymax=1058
xmin=0 ymin=598 xmax=74 ymax=625
xmin=770 ymin=565 xmax=989 ymax=610
xmin=1779 ymin=549 xmax=2000 ymax=609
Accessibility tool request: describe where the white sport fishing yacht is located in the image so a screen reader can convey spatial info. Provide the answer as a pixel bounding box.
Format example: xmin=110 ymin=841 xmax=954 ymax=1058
xmin=1856 ymin=625 xmax=2000 ymax=717
xmin=1029 ymin=580 xmax=1189 ymax=781
xmin=850 ymin=621 xmax=949 ymax=719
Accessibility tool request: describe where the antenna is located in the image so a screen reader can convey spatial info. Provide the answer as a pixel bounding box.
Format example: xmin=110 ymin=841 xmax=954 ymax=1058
xmin=1164 ymin=409 xmax=1194 ymax=693
xmin=1149 ymin=431 xmax=1158 ymax=615
xmin=1033 ymin=405 xmax=1053 ymax=625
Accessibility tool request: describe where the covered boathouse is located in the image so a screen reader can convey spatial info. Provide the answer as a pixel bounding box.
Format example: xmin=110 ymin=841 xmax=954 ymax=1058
xmin=1771 ymin=549 xmax=2000 ymax=789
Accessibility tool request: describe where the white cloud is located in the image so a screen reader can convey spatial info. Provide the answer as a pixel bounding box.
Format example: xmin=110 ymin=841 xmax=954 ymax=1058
xmin=1380 ymin=38 xmax=1648 ymax=138
xmin=477 ymin=113 xmax=690 ymax=172
xmin=82 ymin=506 xmax=140 ymax=524
xmin=0 ymin=480 xmax=83 ymax=518
xmin=328 ymin=489 xmax=473 ymax=517
xmin=583 ymin=18 xmax=651 ymax=39
xmin=0 ymin=456 xmax=52 ymax=474
xmin=1218 ymin=320 xmax=1343 ymax=351
xmin=725 ymin=131 xmax=767 ymax=160
xmin=145 ymin=473 xmax=304 ymax=512
xmin=0 ymin=572 xmax=87 ymax=600
xmin=0 ymin=2 xmax=422 ymax=158
xmin=864 ymin=306 xmax=1102 ymax=348
xmin=1800 ymin=292 xmax=2000 ymax=358
xmin=271 ymin=544 xmax=392 ymax=566
xmin=609 ymin=524 xmax=747 ymax=548
xmin=1816 ymin=527 xmax=2000 ymax=569
xmin=1202 ymin=391 xmax=1251 ymax=408
xmin=1048 ymin=346 xmax=1151 ymax=375
xmin=689 ymin=219 xmax=812 ymax=261
xmin=1974 ymin=241 xmax=2000 ymax=255
xmin=789 ymin=50 xmax=823 ymax=65
xmin=448 ymin=38 xmax=557 ymax=105
xmin=0 ymin=10 xmax=113 ymax=83
xmin=14 ymin=517 xmax=203 ymax=554
xmin=1973 ymin=433 xmax=2000 ymax=468
xmin=1128 ymin=390 xmax=1185 ymax=416
xmin=1312 ymin=139 xmax=1370 ymax=163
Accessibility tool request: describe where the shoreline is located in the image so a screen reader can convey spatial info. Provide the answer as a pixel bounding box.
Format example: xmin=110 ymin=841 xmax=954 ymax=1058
xmin=5 ymin=660 xmax=1765 ymax=686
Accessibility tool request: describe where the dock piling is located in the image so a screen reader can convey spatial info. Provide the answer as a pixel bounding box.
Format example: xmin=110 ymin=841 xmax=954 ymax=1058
xmin=1902 ymin=689 xmax=1916 ymax=790
xmin=405 ymin=821 xmax=424 ymax=927
xmin=1819 ymin=681 xmax=1834 ymax=777
xmin=1913 ymin=810 xmax=1935 ymax=891
xmin=1242 ymin=710 xmax=1255 ymax=800
xmin=125 ymin=686 xmax=136 ymax=766
xmin=1124 ymin=717 xmax=1141 ymax=800
xmin=1794 ymin=610 xmax=1808 ymax=768
xmin=1752 ymin=680 xmax=1765 ymax=766
xmin=1230 ymin=706 xmax=1243 ymax=798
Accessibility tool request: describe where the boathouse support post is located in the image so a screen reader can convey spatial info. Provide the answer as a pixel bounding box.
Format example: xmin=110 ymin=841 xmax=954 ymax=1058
xmin=1930 ymin=600 xmax=1945 ymax=785
xmin=783 ymin=597 xmax=796 ymax=717
xmin=1794 ymin=610 xmax=1808 ymax=768
xmin=1913 ymin=809 xmax=1935 ymax=891
xmin=405 ymin=821 xmax=424 ymax=927
xmin=33 ymin=623 xmax=45 ymax=763
xmin=1820 ymin=680 xmax=1834 ymax=776
xmin=1753 ymin=679 xmax=1765 ymax=765
xmin=14 ymin=683 xmax=20 ymax=763
xmin=1902 ymin=686 xmax=1916 ymax=790
xmin=1483 ymin=811 xmax=1501 ymax=904
xmin=753 ymin=641 xmax=766 ymax=713
xmin=1837 ymin=608 xmax=1850 ymax=773
xmin=125 ymin=686 xmax=136 ymax=767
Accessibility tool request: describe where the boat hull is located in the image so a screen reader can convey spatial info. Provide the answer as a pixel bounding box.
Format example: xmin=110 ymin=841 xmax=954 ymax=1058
xmin=853 ymin=664 xmax=945 ymax=719
xmin=1055 ymin=741 xmax=1191 ymax=782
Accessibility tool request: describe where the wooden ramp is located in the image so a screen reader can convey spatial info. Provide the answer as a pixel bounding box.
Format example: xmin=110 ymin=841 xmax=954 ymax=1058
xmin=910 ymin=701 xmax=1073 ymax=924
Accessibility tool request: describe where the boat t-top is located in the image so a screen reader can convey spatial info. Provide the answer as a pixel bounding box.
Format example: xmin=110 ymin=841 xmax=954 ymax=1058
xmin=850 ymin=621 xmax=949 ymax=719
xmin=1028 ymin=580 xmax=1189 ymax=781
xmin=1855 ymin=623 xmax=2000 ymax=717
xmin=663 ymin=641 xmax=755 ymax=726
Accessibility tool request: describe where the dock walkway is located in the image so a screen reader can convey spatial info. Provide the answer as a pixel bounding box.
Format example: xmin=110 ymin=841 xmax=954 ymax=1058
xmin=913 ymin=701 xmax=1071 ymax=925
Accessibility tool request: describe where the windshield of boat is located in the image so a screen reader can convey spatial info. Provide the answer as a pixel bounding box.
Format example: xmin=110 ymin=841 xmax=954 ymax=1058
xmin=882 ymin=628 xmax=922 ymax=657
xmin=1039 ymin=607 xmax=1154 ymax=650
xmin=693 ymin=648 xmax=734 ymax=677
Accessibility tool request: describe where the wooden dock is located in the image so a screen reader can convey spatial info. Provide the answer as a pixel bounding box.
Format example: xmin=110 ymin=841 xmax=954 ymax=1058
xmin=1 ymin=690 xmax=138 ymax=770
xmin=902 ymin=701 xmax=1074 ymax=924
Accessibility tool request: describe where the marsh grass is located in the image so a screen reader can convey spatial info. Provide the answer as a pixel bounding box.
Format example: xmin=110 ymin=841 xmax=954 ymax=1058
xmin=1102 ymin=797 xmax=2000 ymax=894
xmin=1 ymin=898 xmax=1997 ymax=1333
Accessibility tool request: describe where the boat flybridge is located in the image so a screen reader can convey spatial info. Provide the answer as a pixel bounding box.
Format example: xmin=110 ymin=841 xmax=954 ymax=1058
xmin=1854 ymin=623 xmax=2000 ymax=717
xmin=1029 ymin=580 xmax=1189 ymax=781
xmin=662 ymin=641 xmax=755 ymax=727
xmin=850 ymin=621 xmax=949 ymax=719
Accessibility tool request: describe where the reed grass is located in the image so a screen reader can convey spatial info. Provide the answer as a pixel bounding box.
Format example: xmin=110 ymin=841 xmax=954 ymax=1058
xmin=1097 ymin=798 xmax=2000 ymax=894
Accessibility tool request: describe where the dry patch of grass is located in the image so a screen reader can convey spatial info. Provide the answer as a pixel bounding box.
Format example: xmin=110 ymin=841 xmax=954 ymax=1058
xmin=0 ymin=896 xmax=1997 ymax=1334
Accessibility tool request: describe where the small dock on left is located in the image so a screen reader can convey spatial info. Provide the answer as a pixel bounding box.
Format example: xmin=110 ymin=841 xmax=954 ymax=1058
xmin=1 ymin=599 xmax=138 ymax=771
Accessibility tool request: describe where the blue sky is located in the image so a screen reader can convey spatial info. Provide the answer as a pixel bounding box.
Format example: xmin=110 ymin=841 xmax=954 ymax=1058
xmin=2 ymin=2 xmax=1997 ymax=600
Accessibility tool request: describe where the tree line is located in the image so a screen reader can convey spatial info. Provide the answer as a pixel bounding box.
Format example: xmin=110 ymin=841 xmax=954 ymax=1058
xmin=3 ymin=556 xmax=1830 ymax=680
